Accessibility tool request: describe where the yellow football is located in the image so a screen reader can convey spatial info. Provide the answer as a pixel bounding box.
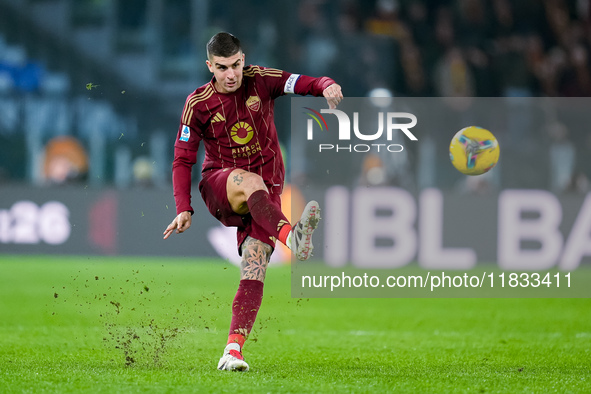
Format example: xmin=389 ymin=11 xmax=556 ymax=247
xmin=449 ymin=126 xmax=500 ymax=176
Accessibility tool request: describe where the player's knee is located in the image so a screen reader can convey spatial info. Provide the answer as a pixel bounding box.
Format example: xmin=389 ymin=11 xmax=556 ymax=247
xmin=242 ymin=173 xmax=267 ymax=197
xmin=229 ymin=171 xmax=266 ymax=199
xmin=228 ymin=171 xmax=268 ymax=214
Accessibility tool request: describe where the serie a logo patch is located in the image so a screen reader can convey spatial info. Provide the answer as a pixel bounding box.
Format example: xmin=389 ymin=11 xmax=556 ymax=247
xmin=180 ymin=125 xmax=190 ymax=142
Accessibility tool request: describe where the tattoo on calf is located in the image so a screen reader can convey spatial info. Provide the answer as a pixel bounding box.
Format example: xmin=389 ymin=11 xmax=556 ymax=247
xmin=241 ymin=237 xmax=271 ymax=281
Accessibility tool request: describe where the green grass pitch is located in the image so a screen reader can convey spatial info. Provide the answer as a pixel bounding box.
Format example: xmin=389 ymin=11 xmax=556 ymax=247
xmin=0 ymin=255 xmax=589 ymax=393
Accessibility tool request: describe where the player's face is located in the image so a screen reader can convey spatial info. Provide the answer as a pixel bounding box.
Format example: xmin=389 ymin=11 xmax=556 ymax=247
xmin=206 ymin=52 xmax=245 ymax=94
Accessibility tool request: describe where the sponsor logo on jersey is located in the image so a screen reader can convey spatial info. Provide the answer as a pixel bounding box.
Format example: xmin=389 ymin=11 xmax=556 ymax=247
xmin=246 ymin=95 xmax=261 ymax=112
xmin=232 ymin=141 xmax=262 ymax=159
xmin=211 ymin=112 xmax=226 ymax=123
xmin=284 ymin=74 xmax=300 ymax=94
xmin=180 ymin=125 xmax=190 ymax=142
xmin=230 ymin=121 xmax=254 ymax=145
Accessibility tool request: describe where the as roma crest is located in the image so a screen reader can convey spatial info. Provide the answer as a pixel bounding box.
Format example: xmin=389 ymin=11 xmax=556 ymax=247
xmin=246 ymin=95 xmax=261 ymax=112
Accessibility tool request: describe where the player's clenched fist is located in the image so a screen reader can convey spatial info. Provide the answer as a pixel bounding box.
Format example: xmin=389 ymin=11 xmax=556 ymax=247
xmin=163 ymin=211 xmax=192 ymax=239
xmin=323 ymin=83 xmax=343 ymax=109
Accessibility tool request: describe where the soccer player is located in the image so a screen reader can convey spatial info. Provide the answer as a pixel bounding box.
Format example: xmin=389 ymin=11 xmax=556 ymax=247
xmin=163 ymin=32 xmax=343 ymax=371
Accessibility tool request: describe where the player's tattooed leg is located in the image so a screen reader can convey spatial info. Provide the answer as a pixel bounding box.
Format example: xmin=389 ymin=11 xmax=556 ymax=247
xmin=240 ymin=236 xmax=272 ymax=282
xmin=232 ymin=171 xmax=247 ymax=186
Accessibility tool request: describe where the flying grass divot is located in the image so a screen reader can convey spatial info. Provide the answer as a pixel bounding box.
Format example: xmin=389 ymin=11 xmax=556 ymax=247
xmin=55 ymin=267 xmax=189 ymax=367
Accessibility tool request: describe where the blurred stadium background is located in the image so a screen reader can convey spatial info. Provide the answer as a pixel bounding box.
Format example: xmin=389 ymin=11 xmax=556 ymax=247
xmin=1 ymin=0 xmax=591 ymax=264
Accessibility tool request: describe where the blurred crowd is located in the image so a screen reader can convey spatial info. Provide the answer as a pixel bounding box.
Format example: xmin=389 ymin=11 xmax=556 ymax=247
xmin=5 ymin=0 xmax=591 ymax=99
xmin=284 ymin=0 xmax=591 ymax=98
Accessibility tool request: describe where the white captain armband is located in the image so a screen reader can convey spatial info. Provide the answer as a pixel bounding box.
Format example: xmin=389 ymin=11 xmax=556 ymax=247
xmin=284 ymin=74 xmax=300 ymax=94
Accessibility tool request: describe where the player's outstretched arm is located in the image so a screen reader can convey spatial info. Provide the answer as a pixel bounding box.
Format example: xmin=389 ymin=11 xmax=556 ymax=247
xmin=322 ymin=83 xmax=343 ymax=109
xmin=163 ymin=211 xmax=192 ymax=239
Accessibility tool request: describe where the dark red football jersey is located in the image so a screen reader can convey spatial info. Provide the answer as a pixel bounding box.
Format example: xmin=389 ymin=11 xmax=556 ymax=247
xmin=172 ymin=65 xmax=335 ymax=215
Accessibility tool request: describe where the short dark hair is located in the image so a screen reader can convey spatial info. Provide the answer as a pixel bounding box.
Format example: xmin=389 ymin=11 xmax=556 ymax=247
xmin=207 ymin=32 xmax=242 ymax=59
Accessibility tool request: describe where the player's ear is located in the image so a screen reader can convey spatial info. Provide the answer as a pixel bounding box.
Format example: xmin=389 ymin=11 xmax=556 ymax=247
xmin=206 ymin=59 xmax=214 ymax=73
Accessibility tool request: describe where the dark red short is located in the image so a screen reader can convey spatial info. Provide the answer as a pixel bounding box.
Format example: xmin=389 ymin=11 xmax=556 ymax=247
xmin=199 ymin=168 xmax=281 ymax=254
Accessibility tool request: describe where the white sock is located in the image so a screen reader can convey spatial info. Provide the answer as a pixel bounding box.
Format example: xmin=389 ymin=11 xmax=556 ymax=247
xmin=225 ymin=342 xmax=241 ymax=353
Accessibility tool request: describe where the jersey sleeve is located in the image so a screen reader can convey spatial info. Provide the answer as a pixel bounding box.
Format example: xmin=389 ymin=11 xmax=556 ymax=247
xmin=255 ymin=65 xmax=336 ymax=98
xmin=283 ymin=73 xmax=336 ymax=97
xmin=172 ymin=145 xmax=197 ymax=215
xmin=172 ymin=97 xmax=204 ymax=215
xmin=174 ymin=121 xmax=202 ymax=151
